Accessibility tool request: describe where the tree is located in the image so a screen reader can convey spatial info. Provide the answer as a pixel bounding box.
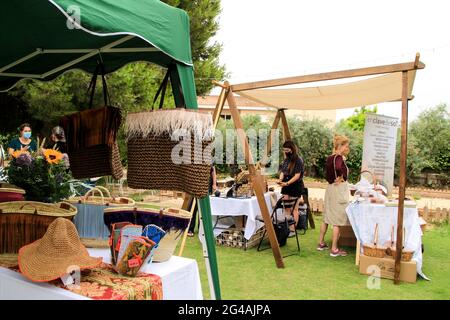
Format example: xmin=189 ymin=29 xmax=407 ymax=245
xmin=288 ymin=117 xmax=334 ymax=178
xmin=338 ymin=106 xmax=378 ymax=131
xmin=409 ymin=104 xmax=450 ymax=173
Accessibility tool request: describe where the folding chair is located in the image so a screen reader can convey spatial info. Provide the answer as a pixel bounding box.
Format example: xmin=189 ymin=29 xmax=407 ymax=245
xmin=257 ymin=196 xmax=301 ymax=257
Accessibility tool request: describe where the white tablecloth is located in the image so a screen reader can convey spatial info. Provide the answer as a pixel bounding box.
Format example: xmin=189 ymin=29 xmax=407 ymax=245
xmin=0 ymin=249 xmax=203 ymax=300
xmin=210 ymin=192 xmax=277 ymax=240
xmin=346 ymin=202 xmax=426 ymax=278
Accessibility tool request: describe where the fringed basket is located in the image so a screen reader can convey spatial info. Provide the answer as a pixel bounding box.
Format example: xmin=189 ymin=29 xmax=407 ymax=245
xmin=104 ymin=206 xmax=192 ymax=262
xmin=125 ymin=109 xmax=213 ymax=198
xmin=0 ymin=183 xmax=25 ymax=202
xmin=67 ymin=186 xmax=135 ymax=240
xmin=363 ymin=223 xmax=386 ymax=258
xmin=0 ymin=201 xmax=77 ymax=253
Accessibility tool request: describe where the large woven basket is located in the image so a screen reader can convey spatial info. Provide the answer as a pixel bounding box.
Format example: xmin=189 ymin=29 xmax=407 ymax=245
xmin=0 ymin=183 xmax=25 ymax=202
xmin=61 ymin=106 xmax=123 ymax=180
xmin=0 ymin=201 xmax=77 ymax=253
xmin=104 ymin=206 xmax=192 ymax=262
xmin=67 ymin=186 xmax=135 ymax=239
xmin=125 ymin=109 xmax=213 ymax=198
xmin=69 ymin=142 xmax=123 ymax=180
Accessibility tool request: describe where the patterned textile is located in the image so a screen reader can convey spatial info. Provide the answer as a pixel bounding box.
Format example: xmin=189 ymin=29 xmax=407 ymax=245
xmin=0 ymin=257 xmax=163 ymax=300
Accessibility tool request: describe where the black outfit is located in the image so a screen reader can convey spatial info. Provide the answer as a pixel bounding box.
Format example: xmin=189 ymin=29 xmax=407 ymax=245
xmin=48 ymin=141 xmax=67 ymax=154
xmin=279 ymin=156 xmax=305 ymax=197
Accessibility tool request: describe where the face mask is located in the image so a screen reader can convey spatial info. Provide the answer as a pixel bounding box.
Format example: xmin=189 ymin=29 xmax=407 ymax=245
xmin=285 ymin=151 xmax=292 ymax=158
xmin=23 ymin=132 xmax=32 ymax=139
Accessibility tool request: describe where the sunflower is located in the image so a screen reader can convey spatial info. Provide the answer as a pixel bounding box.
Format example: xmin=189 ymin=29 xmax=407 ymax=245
xmin=12 ymin=149 xmax=30 ymax=159
xmin=44 ymin=149 xmax=63 ymax=164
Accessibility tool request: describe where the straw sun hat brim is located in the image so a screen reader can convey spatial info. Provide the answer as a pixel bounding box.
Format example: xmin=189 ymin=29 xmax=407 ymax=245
xmin=18 ymin=239 xmax=103 ymax=283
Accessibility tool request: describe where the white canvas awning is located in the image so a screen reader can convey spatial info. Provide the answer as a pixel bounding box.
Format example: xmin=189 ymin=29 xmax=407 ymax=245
xmin=236 ymin=70 xmax=417 ymax=110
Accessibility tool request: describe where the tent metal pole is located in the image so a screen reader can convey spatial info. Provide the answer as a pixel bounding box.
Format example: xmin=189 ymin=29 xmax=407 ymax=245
xmin=198 ymin=197 xmax=222 ymax=299
xmin=394 ymin=70 xmax=409 ymax=284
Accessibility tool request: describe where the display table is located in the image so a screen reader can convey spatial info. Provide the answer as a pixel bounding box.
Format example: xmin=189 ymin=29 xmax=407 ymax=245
xmin=346 ymin=202 xmax=426 ymax=278
xmin=0 ymin=249 xmax=203 ymax=300
xmin=209 ymin=192 xmax=278 ymax=240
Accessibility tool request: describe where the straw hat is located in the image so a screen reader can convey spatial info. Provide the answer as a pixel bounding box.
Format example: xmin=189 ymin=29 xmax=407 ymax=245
xmin=18 ymin=218 xmax=102 ymax=282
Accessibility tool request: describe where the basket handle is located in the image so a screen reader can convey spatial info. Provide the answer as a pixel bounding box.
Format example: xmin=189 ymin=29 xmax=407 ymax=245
xmin=359 ymin=169 xmax=377 ymax=185
xmin=390 ymin=225 xmax=394 ymax=247
xmin=84 ymin=187 xmax=105 ymax=204
xmin=373 ymin=223 xmax=379 ymax=246
xmin=93 ymin=186 xmax=112 ymax=199
xmin=19 ymin=203 xmax=39 ymax=214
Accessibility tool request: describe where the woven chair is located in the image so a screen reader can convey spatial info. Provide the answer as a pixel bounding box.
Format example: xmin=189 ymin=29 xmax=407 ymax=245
xmin=256 ymin=196 xmax=301 ymax=257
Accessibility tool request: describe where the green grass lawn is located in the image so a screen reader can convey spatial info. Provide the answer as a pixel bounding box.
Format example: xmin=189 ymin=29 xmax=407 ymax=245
xmin=177 ymin=217 xmax=450 ymax=300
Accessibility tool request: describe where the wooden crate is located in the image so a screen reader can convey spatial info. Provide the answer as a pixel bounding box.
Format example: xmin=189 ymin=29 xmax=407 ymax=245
xmin=216 ymin=226 xmax=266 ymax=250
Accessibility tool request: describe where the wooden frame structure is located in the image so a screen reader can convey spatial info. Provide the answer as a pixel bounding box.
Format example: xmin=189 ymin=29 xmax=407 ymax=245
xmin=210 ymin=54 xmax=425 ymax=282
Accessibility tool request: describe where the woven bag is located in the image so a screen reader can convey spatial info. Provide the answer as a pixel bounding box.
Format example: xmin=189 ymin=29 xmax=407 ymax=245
xmin=126 ymin=109 xmax=213 ymax=198
xmin=60 ymin=62 xmax=123 ymax=180
xmin=67 ymin=186 xmax=135 ymax=240
xmin=0 ymin=201 xmax=77 ymax=253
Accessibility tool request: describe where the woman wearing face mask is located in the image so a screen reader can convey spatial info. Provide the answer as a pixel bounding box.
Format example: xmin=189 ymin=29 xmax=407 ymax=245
xmin=7 ymin=123 xmax=37 ymax=157
xmin=278 ymin=140 xmax=305 ymax=237
xmin=317 ymin=135 xmax=351 ymax=257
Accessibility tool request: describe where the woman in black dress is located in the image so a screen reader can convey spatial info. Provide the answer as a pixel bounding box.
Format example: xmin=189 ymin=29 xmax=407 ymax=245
xmin=278 ymin=140 xmax=305 ymax=235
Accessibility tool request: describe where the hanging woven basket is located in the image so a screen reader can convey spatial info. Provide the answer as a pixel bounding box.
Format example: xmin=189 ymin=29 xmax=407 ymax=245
xmin=0 ymin=201 xmax=77 ymax=253
xmin=125 ymin=109 xmax=213 ymax=198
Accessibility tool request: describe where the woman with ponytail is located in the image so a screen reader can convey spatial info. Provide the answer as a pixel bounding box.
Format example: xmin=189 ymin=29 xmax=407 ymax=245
xmin=278 ymin=140 xmax=305 ymax=236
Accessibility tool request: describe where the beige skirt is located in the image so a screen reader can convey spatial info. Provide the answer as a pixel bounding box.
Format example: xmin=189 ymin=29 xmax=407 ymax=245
xmin=324 ymin=182 xmax=350 ymax=226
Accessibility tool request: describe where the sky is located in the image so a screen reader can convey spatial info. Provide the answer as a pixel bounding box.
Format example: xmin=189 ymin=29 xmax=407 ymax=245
xmin=211 ymin=0 xmax=450 ymax=122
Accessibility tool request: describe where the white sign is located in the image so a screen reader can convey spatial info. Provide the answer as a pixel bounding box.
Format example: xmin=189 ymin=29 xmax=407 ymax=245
xmin=362 ymin=113 xmax=399 ymax=196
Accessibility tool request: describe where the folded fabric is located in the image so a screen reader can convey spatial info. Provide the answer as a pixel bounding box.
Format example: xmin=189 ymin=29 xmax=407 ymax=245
xmin=142 ymin=224 xmax=166 ymax=246
xmin=114 ymin=224 xmax=142 ymax=266
xmin=116 ymin=237 xmax=155 ymax=277
xmin=142 ymin=224 xmax=166 ymax=264
xmin=109 ymin=222 xmax=131 ymax=265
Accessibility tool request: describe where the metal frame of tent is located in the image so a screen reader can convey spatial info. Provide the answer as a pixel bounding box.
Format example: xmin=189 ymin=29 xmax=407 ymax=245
xmin=212 ymin=53 xmax=425 ymax=284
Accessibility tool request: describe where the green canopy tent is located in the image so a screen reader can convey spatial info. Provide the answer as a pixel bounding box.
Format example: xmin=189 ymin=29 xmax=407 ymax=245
xmin=0 ymin=0 xmax=220 ymax=299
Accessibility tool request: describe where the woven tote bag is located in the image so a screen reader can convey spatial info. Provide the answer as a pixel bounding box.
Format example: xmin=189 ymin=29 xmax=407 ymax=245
xmin=0 ymin=201 xmax=77 ymax=253
xmin=60 ymin=62 xmax=123 ymax=180
xmin=125 ymin=108 xmax=213 ymax=198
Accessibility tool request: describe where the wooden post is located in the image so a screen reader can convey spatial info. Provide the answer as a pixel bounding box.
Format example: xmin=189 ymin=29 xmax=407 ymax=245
xmin=178 ymin=198 xmax=197 ymax=256
xmin=279 ymin=109 xmax=292 ymax=141
xmin=227 ymin=89 xmax=285 ymax=268
xmin=394 ymin=71 xmax=408 ymax=284
xmin=212 ymin=86 xmax=229 ymax=129
xmin=261 ymin=110 xmax=281 ymax=165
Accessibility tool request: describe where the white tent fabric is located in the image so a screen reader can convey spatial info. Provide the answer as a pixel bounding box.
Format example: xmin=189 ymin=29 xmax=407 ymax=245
xmin=236 ymin=71 xmax=416 ymax=110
